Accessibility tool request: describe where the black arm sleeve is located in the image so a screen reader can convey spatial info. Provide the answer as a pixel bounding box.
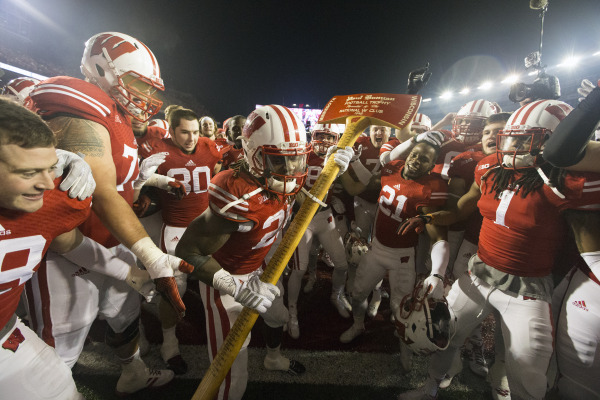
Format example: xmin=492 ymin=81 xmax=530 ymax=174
xmin=543 ymin=85 xmax=600 ymax=167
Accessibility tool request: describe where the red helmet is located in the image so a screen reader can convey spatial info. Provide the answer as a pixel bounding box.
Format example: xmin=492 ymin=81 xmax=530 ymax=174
xmin=452 ymin=99 xmax=499 ymax=144
xmin=1 ymin=77 xmax=40 ymax=104
xmin=497 ymin=99 xmax=572 ymax=170
xmin=81 ymin=32 xmax=164 ymax=122
xmin=242 ymin=105 xmax=312 ymax=197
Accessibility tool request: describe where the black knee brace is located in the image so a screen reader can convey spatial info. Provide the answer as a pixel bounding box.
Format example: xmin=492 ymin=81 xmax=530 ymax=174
xmin=105 ymin=317 xmax=140 ymax=348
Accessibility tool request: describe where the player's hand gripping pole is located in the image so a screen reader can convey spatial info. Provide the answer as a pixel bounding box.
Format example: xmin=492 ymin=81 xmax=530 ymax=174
xmin=191 ymin=94 xmax=420 ymax=400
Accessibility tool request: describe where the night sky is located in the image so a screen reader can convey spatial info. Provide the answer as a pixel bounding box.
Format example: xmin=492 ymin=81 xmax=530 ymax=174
xmin=10 ymin=0 xmax=600 ymax=120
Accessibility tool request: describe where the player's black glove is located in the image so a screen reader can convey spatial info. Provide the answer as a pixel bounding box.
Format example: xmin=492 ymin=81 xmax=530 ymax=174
xmin=407 ymin=63 xmax=432 ymax=95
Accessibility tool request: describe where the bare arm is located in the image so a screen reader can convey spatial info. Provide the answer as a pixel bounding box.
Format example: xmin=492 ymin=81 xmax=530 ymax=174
xmin=430 ymin=180 xmax=481 ymax=226
xmin=175 ymin=207 xmax=239 ymax=284
xmin=49 ymin=229 xmax=83 ymax=254
xmin=48 ymin=117 xmax=149 ymax=248
xmin=563 ymin=141 xmax=600 ymax=173
xmin=446 ymin=176 xmax=467 ymax=210
xmin=564 ymin=209 xmax=600 ymax=253
xmin=431 ymin=112 xmax=456 ymax=131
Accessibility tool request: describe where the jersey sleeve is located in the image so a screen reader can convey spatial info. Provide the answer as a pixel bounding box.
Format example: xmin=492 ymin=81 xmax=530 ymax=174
xmin=208 ymin=170 xmax=253 ymax=223
xmin=380 ymin=138 xmax=400 ymax=156
xmin=29 ymin=77 xmax=114 ymax=127
xmin=447 ymin=151 xmax=476 ymax=180
xmin=561 ymin=172 xmax=600 ymax=211
xmin=138 ymin=137 xmax=164 ymax=159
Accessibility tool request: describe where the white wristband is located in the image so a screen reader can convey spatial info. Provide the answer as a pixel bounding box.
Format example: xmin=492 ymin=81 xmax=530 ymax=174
xmin=212 ymin=268 xmax=239 ymax=297
xmin=350 ymin=159 xmax=373 ymax=186
xmin=130 ymin=236 xmax=168 ymax=278
xmin=145 ymin=173 xmax=176 ymax=190
xmin=61 ymin=236 xmax=129 ymax=281
xmin=430 ymin=240 xmax=450 ymax=276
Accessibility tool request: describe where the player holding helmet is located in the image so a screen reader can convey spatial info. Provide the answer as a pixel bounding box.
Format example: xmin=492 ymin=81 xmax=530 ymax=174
xmin=26 ymin=32 xmax=192 ymax=395
xmin=398 ymin=99 xmax=600 ymax=400
xmin=176 ymin=105 xmax=351 ymax=400
xmin=339 ymin=141 xmax=449 ymax=373
xmin=287 ymin=123 xmax=354 ymax=339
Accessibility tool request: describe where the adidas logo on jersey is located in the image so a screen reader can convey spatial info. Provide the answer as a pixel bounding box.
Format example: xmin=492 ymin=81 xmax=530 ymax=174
xmin=572 ymin=300 xmax=589 ymax=312
xmin=71 ymin=267 xmax=90 ymax=277
xmin=114 ymin=114 xmax=122 ymax=124
xmin=171 ymin=236 xmax=180 ymax=243
xmin=185 ymin=160 xmax=196 ymax=167
xmin=393 ymin=184 xmax=401 ymax=191
xmin=0 ymin=224 xmax=11 ymax=236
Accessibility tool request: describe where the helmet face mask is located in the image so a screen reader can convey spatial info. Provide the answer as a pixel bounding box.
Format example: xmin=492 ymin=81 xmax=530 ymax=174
xmin=452 ymin=100 xmax=499 ymax=145
xmin=242 ymin=105 xmax=311 ymax=197
xmin=497 ymin=99 xmax=573 ymax=170
xmin=81 ymin=32 xmax=164 ymax=122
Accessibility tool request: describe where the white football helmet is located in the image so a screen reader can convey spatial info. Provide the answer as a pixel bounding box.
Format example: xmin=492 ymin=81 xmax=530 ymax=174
xmin=411 ymin=113 xmax=432 ymax=134
xmin=343 ymin=229 xmax=369 ymax=266
xmin=394 ymin=280 xmax=456 ymax=355
xmin=498 ymin=99 xmax=573 ymax=170
xmin=242 ymin=105 xmax=311 ymax=196
xmin=81 ymin=32 xmax=164 ymax=122
xmin=452 ymin=99 xmax=499 ymax=144
xmin=148 ymin=119 xmax=169 ymax=130
xmin=1 ymin=77 xmax=40 ymax=104
xmin=311 ymin=123 xmax=343 ymax=156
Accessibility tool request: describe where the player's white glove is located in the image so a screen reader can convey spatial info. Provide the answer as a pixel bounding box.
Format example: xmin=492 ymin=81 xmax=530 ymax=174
xmin=415 ymin=130 xmax=445 ymax=147
xmin=324 ymin=146 xmax=355 ymax=177
xmin=133 ymin=152 xmax=168 ymax=190
xmin=330 ymin=196 xmax=346 ymax=214
xmin=213 ymin=269 xmax=279 ymax=314
xmin=421 ymin=274 xmax=444 ymax=299
xmin=578 ymin=79 xmax=596 ymax=102
xmin=54 ymin=149 xmax=96 ymax=200
xmin=125 ymin=266 xmax=156 ymax=299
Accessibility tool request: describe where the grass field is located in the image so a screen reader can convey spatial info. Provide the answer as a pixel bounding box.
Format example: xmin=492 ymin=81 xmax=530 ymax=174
xmin=73 ymin=266 xmax=494 ymax=399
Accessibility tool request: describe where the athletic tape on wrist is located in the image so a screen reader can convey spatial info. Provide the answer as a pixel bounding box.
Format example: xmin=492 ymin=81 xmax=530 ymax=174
xmin=130 ymin=237 xmax=168 ymax=279
xmin=212 ymin=268 xmax=238 ymax=297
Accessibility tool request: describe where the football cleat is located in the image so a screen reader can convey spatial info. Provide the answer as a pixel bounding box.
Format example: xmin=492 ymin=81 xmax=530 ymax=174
xmin=115 ymin=359 xmax=174 ymax=396
xmin=438 ymin=351 xmax=463 ymax=389
xmin=397 ymin=376 xmax=440 ymax=400
xmin=264 ymin=356 xmax=306 ymax=376
xmin=339 ymin=324 xmax=365 ymax=343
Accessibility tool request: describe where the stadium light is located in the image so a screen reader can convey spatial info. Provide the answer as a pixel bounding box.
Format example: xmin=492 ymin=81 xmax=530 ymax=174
xmin=459 ymin=88 xmax=470 ymax=95
xmin=559 ymin=55 xmax=580 ymax=69
xmin=306 ymin=104 xmax=310 ymax=107
xmin=292 ymin=104 xmax=297 ymax=107
xmin=0 ymin=62 xmax=48 ymax=81
xmin=528 ymin=71 xmax=537 ymax=76
xmin=501 ymin=74 xmax=520 ymax=84
xmin=439 ymin=91 xmax=453 ymax=99
xmin=478 ymin=81 xmax=493 ymax=90
xmin=422 ymin=98 xmax=432 ymax=103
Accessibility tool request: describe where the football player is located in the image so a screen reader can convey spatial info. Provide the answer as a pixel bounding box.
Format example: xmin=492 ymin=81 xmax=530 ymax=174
xmin=26 ymin=32 xmax=192 ymax=395
xmin=0 ymin=77 xmax=39 ymax=105
xmin=0 ymin=98 xmax=93 ymax=400
xmin=200 ymin=116 xmax=217 ymax=140
xmin=219 ymin=115 xmax=247 ymax=171
xmin=176 ymin=105 xmax=353 ymax=400
xmin=138 ymin=107 xmax=223 ymax=373
xmin=287 ymin=123 xmax=354 ymax=339
xmin=398 ymin=100 xmax=600 ymax=400
xmin=339 ymin=141 xmax=449 ymax=373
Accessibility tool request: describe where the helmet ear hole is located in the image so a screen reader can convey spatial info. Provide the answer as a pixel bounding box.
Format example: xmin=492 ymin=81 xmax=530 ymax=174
xmin=95 ymin=64 xmax=105 ymax=78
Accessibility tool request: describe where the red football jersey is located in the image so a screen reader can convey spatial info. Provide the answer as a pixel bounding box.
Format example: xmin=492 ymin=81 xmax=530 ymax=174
xmin=219 ymin=140 xmax=244 ymax=171
xmin=140 ymin=137 xmax=222 ymax=227
xmin=138 ymin=125 xmax=170 ymax=153
xmin=29 ymin=76 xmax=139 ymax=247
xmin=447 ymin=149 xmax=487 ymax=240
xmin=433 ymin=140 xmax=480 ymax=180
xmin=0 ymin=182 xmax=91 ymax=329
xmin=304 ymin=152 xmax=344 ymax=204
xmin=209 ymin=170 xmax=293 ymax=275
xmin=374 ymin=160 xmax=448 ymax=248
xmin=475 ymin=155 xmax=600 ymax=277
xmin=350 ymin=136 xmax=385 ymax=202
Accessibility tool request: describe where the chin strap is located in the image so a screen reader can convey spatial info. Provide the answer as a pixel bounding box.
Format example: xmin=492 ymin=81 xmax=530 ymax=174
xmin=536 ymin=166 xmax=565 ymax=199
xmin=300 ymin=187 xmax=327 ymax=207
xmin=220 ymin=187 xmax=264 ymax=214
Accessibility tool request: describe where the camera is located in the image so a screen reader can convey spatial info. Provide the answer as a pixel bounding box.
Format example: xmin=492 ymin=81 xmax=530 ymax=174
xmin=509 ymin=51 xmax=561 ymax=103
